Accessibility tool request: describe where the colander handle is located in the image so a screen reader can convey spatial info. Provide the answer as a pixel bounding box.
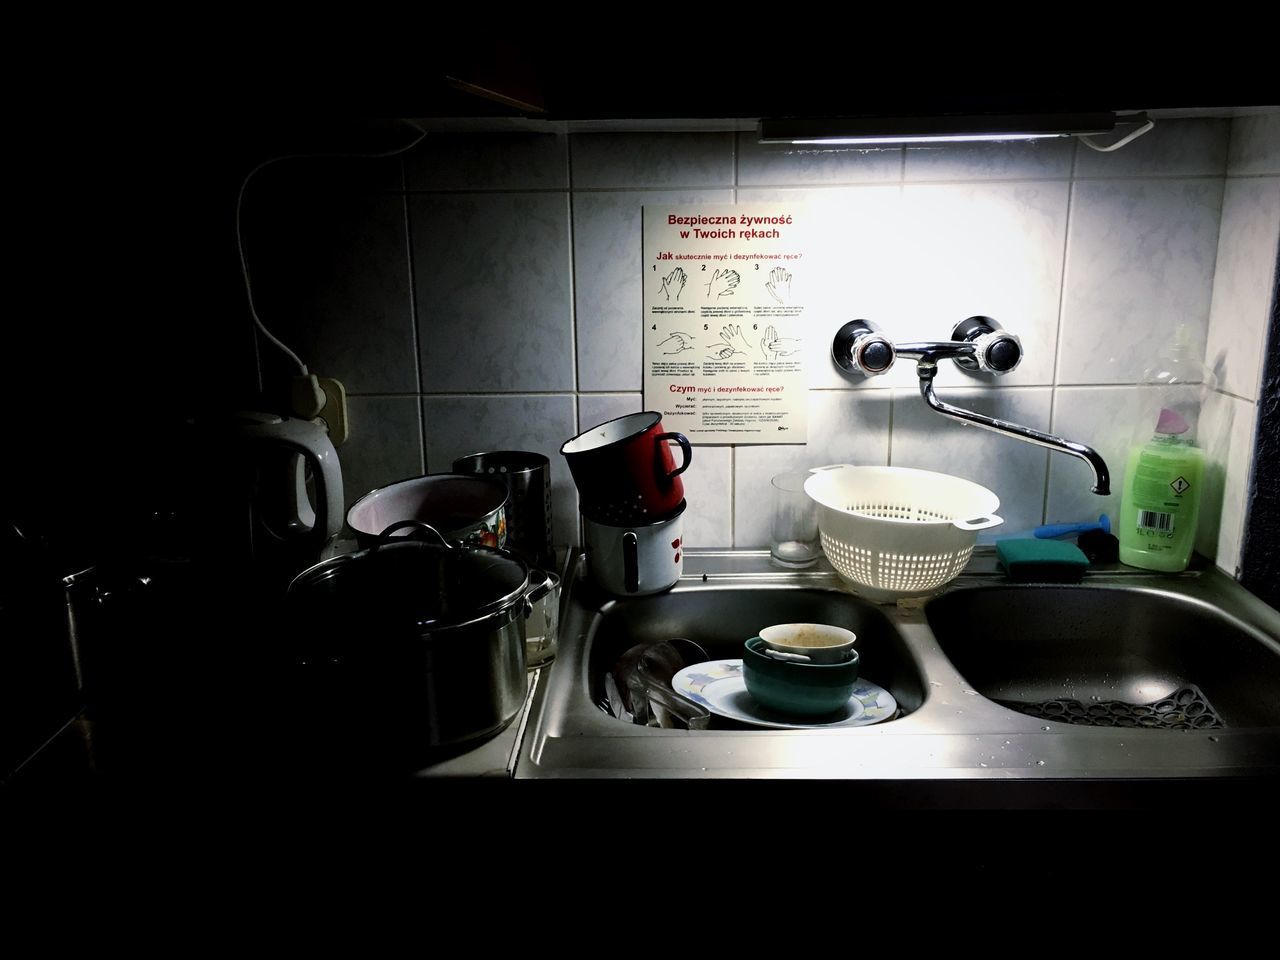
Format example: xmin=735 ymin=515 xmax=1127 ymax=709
xmin=953 ymin=515 xmax=1003 ymax=531
xmin=807 ymin=463 xmax=857 ymax=474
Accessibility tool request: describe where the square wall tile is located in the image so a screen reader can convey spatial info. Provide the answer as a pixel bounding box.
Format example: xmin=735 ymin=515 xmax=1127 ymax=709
xmin=570 ymin=133 xmax=734 ymax=189
xmin=680 ymin=446 xmax=733 ymax=548
xmin=735 ymin=186 xmax=906 ymax=390
xmin=421 ymin=394 xmax=579 ymax=547
xmin=1228 ymin=114 xmax=1280 ymax=176
xmin=242 ymin=191 xmax=417 ymax=393
xmin=340 ymin=398 xmax=424 ymax=511
xmin=890 ymin=387 xmax=1053 ymax=535
xmin=903 ymin=138 xmax=1073 ymax=182
xmin=573 ymin=189 xmax=733 ymax=392
xmin=404 ymin=133 xmax=567 ymax=190
xmin=249 ymin=155 xmax=404 ymax=196
xmin=1196 ymin=392 xmax=1258 ymax=575
xmin=1205 ymin=177 xmax=1280 ymax=400
xmin=578 ymin=393 xmax=642 ymax=433
xmin=737 ymin=135 xmax=902 ymax=185
xmin=891 ymin=181 xmax=1071 ymax=388
xmin=412 ymin=193 xmax=573 ymax=392
xmin=1058 ymin=179 xmax=1223 ymax=385
xmin=733 ymin=390 xmax=892 ymax=547
xmin=1074 ymin=118 xmax=1228 ymax=179
xmin=1044 ymin=386 xmax=1143 ymax=529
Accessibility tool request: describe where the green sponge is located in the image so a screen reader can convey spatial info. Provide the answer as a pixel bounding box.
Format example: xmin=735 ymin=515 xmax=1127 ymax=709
xmin=996 ymin=539 xmax=1090 ymax=583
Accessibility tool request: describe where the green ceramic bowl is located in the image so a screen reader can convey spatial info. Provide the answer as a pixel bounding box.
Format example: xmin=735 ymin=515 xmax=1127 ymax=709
xmin=742 ymin=636 xmax=860 ymax=717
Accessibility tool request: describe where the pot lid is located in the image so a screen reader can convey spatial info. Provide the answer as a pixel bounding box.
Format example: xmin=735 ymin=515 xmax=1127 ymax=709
xmin=288 ymin=540 xmax=529 ymax=629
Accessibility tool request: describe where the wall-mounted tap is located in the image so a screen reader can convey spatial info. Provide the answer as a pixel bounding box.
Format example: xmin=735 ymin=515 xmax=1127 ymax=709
xmin=832 ymin=317 xmax=1111 ymax=496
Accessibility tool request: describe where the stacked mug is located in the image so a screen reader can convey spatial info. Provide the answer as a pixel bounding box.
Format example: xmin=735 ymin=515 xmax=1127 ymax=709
xmin=560 ymin=412 xmax=692 ymax=597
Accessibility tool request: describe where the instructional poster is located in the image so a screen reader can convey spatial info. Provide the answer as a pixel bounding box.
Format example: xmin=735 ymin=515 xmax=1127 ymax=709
xmin=643 ymin=204 xmax=809 ymax=444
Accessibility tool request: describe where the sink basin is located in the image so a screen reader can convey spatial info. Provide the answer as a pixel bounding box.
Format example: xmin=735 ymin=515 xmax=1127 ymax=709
xmin=516 ymin=550 xmax=1280 ymax=787
xmin=926 ymin=587 xmax=1280 ymax=729
xmin=586 ymin=585 xmax=924 ymax=725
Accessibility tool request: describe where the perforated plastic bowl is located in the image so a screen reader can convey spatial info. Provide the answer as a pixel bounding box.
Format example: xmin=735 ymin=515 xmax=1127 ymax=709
xmin=804 ymin=465 xmax=1003 ymax=602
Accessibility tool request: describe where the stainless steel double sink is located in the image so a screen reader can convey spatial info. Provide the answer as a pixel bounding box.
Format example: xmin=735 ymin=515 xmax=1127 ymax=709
xmin=516 ymin=550 xmax=1280 ymax=781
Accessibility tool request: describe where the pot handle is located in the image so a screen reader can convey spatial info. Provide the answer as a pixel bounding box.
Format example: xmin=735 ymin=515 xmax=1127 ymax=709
xmin=657 ymin=432 xmax=692 ymax=479
xmin=623 ymin=531 xmax=640 ymax=593
xmin=521 ymin=569 xmax=557 ymax=618
xmin=375 ymin=520 xmax=452 ymax=547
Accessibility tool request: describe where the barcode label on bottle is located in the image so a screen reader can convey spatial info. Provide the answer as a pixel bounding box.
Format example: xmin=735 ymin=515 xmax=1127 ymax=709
xmin=1138 ymin=510 xmax=1174 ymax=533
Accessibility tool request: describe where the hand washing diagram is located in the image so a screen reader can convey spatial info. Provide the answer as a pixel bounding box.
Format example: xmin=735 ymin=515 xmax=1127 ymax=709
xmin=658 ymin=267 xmax=687 ymax=301
xmin=642 ymin=204 xmax=811 ymax=444
xmin=657 ymin=332 xmax=696 ymax=354
xmin=705 ymin=269 xmax=741 ymax=299
xmin=765 ymin=267 xmax=792 ymax=305
xmin=706 ymin=324 xmax=753 ymax=360
xmin=760 ymin=324 xmax=801 ymax=361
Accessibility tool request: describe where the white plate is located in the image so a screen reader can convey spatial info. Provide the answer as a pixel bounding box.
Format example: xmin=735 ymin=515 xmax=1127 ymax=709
xmin=670 ymin=659 xmax=898 ymax=730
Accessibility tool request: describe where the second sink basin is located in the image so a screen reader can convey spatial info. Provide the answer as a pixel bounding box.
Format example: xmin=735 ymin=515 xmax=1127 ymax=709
xmin=926 ymin=586 xmax=1280 ymax=728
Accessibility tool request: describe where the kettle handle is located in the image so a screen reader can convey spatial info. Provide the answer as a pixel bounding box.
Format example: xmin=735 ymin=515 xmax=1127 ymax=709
xmin=239 ymin=417 xmax=344 ymax=552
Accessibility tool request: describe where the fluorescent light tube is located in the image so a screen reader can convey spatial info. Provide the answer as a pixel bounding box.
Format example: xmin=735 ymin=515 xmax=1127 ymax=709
xmin=759 ymin=113 xmax=1120 ymax=146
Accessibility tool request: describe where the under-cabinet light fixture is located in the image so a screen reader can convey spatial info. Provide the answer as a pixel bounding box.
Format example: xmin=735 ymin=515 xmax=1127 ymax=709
xmin=758 ymin=112 xmax=1148 ymax=147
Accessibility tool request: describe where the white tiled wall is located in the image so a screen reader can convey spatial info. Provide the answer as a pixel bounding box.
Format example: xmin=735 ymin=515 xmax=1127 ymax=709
xmin=1198 ymin=115 xmax=1280 ymax=575
xmin=244 ymin=115 xmax=1279 ymax=575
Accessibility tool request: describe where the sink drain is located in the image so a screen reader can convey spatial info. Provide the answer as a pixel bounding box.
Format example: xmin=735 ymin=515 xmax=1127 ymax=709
xmin=997 ymin=685 xmax=1226 ymax=730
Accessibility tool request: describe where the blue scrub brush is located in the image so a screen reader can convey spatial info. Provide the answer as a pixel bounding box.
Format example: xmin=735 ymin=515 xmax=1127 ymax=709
xmin=1033 ymin=514 xmax=1110 ymax=539
xmin=984 ymin=514 xmax=1111 ymax=545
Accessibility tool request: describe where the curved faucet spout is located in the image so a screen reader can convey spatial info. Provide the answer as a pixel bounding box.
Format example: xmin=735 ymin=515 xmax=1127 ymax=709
xmin=918 ymin=373 xmax=1111 ymax=496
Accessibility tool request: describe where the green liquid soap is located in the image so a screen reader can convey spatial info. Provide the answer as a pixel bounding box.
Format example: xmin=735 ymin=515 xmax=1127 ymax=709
xmin=1118 ymin=435 xmax=1204 ymax=572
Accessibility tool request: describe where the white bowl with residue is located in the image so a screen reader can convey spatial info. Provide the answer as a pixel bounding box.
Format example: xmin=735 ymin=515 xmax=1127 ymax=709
xmin=758 ymin=623 xmax=856 ymax=664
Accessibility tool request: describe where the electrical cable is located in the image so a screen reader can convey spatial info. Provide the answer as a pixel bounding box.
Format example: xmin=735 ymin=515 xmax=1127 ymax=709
xmin=1078 ymin=117 xmax=1155 ymax=153
xmin=235 ymin=120 xmax=428 ymax=375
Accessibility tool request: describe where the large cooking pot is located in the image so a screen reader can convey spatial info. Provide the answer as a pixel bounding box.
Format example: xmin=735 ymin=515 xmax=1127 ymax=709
xmin=286 ymin=523 xmax=550 ymax=761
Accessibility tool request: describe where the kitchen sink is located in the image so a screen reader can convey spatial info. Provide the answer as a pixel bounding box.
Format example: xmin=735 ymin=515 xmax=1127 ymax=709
xmin=926 ymin=587 xmax=1280 ymax=729
xmin=515 ymin=550 xmax=1280 ymax=784
xmin=584 ymin=584 xmax=925 ymax=725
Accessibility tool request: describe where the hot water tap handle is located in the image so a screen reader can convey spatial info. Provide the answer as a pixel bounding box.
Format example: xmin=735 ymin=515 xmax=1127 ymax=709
xmin=832 ymin=319 xmax=896 ymax=376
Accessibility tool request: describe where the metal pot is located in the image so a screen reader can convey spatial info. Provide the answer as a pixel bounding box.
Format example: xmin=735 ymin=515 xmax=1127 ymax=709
xmin=346 ymin=474 xmax=508 ymax=550
xmin=286 ymin=524 xmax=550 ymax=759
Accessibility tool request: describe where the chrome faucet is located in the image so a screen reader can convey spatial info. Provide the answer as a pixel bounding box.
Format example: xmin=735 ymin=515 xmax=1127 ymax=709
xmin=832 ymin=317 xmax=1110 ymax=496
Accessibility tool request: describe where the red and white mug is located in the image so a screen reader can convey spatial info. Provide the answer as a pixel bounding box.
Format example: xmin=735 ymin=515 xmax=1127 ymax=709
xmin=560 ymin=412 xmax=692 ymax=523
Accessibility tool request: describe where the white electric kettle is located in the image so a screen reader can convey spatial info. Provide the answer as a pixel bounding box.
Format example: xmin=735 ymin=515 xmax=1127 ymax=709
xmin=229 ymin=412 xmax=344 ymax=554
xmin=178 ymin=412 xmax=344 ymax=578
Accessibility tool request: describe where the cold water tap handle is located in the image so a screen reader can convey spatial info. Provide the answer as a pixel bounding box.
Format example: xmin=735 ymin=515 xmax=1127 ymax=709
xmin=951 ymin=316 xmax=1023 ymax=375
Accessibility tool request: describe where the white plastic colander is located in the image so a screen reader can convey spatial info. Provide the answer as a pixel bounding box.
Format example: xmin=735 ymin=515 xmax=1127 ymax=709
xmin=803 ymin=465 xmax=1003 ymax=602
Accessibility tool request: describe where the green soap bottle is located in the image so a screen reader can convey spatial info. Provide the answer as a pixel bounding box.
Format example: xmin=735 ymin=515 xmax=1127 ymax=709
xmin=1118 ymin=422 xmax=1204 ymax=571
xmin=1118 ymin=325 xmax=1214 ymax=572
